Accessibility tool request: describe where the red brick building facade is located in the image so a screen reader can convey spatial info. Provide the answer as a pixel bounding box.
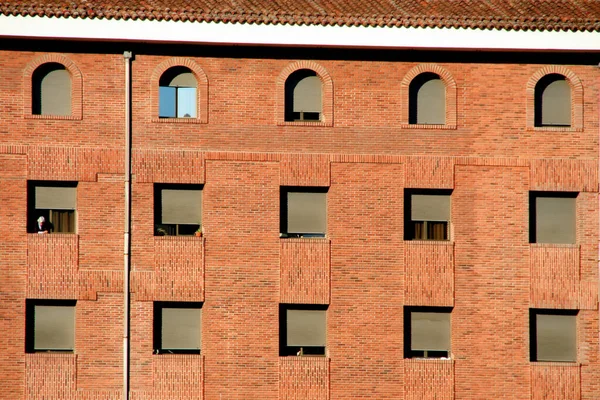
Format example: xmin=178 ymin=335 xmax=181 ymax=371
xmin=0 ymin=2 xmax=599 ymax=399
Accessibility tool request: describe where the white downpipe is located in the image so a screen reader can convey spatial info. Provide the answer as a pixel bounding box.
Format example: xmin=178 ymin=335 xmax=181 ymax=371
xmin=123 ymin=50 xmax=133 ymax=400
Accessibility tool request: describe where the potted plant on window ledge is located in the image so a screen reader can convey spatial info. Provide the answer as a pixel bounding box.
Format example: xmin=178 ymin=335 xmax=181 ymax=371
xmin=195 ymin=227 xmax=203 ymax=238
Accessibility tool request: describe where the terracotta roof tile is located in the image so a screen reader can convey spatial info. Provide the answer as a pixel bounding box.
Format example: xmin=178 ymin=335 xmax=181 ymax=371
xmin=1 ymin=0 xmax=599 ymax=32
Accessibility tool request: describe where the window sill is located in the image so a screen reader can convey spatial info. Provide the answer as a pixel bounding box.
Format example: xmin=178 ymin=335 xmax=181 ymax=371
xmin=280 ymin=234 xmax=328 ymax=239
xmin=405 ymin=357 xmax=454 ymax=363
xmin=278 ymin=120 xmax=333 ymax=127
xmin=401 ymin=123 xmax=457 ymax=130
xmin=152 ymin=117 xmax=207 ymax=124
xmin=153 ymin=352 xmax=202 ymax=358
xmin=28 ymin=232 xmax=78 ymax=236
xmin=25 ymin=114 xmax=82 ymax=121
xmin=405 ymin=239 xmax=453 ymax=245
xmin=154 ymin=235 xmax=204 ymax=242
xmin=27 ymin=351 xmax=76 ymax=356
xmin=154 ymin=350 xmax=201 ymax=355
xmin=530 ymin=243 xmax=579 ymax=248
xmin=527 ymin=126 xmax=583 ymax=133
xmin=531 ymin=361 xmax=580 ymax=366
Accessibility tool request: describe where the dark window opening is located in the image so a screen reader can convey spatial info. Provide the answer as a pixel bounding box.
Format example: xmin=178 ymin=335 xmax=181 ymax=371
xmin=404 ymin=189 xmax=451 ymax=241
xmin=409 ymin=72 xmax=445 ymax=125
xmin=404 ymin=306 xmax=452 ymax=359
xmin=26 ymin=299 xmax=76 ymax=353
xmin=280 ymin=304 xmax=327 ymax=356
xmin=285 ymin=69 xmax=322 ymax=122
xmin=27 ymin=181 xmax=77 ymax=234
xmin=534 ymin=74 xmax=571 ymax=127
xmin=530 ymin=309 xmax=577 ymax=362
xmin=154 ymin=184 xmax=202 ymax=236
xmin=32 ymin=62 xmax=71 ymax=116
xmin=280 ymin=187 xmax=327 ymax=238
xmin=159 ymin=66 xmax=197 ymax=118
xmin=529 ymin=192 xmax=577 ymax=244
xmin=153 ymin=302 xmax=202 ymax=354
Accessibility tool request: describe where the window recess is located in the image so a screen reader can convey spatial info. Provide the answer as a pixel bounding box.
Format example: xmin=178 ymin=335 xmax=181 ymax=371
xmin=530 ymin=309 xmax=577 ymax=362
xmin=280 ymin=305 xmax=327 ymax=356
xmin=280 ymin=188 xmax=327 ymax=238
xmin=154 ymin=184 xmax=202 ymax=236
xmin=28 ymin=181 xmax=77 ymax=233
xmin=285 ymin=69 xmax=322 ymax=122
xmin=404 ymin=307 xmax=452 ymax=359
xmin=154 ymin=302 xmax=202 ymax=354
xmin=405 ymin=190 xmax=451 ymax=241
xmin=26 ymin=299 xmax=76 ymax=353
xmin=530 ymin=192 xmax=576 ymax=244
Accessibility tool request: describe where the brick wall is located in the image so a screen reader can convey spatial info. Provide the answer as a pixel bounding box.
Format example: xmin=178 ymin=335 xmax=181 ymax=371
xmin=0 ymin=44 xmax=598 ymax=399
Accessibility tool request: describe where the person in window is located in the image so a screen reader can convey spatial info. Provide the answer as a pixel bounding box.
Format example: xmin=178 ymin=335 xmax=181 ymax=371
xmin=36 ymin=216 xmax=53 ymax=234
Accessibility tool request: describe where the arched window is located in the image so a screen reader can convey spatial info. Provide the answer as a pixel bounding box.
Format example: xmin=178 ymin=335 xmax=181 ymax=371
xmin=285 ymin=69 xmax=322 ymax=122
xmin=409 ymin=72 xmax=445 ymax=125
xmin=535 ymin=74 xmax=571 ymax=127
xmin=159 ymin=67 xmax=197 ymax=118
xmin=32 ymin=63 xmax=71 ymax=116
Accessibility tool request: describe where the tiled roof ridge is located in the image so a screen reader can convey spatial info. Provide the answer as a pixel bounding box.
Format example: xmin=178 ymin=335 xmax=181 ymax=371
xmin=1 ymin=1 xmax=600 ymax=32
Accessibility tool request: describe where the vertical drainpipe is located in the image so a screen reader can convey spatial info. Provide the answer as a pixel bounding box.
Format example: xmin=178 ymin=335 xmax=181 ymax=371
xmin=123 ymin=50 xmax=133 ymax=400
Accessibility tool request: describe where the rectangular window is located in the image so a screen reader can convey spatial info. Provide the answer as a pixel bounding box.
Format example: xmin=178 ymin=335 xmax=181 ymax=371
xmin=154 ymin=184 xmax=202 ymax=236
xmin=159 ymin=86 xmax=197 ymax=118
xmin=280 ymin=305 xmax=327 ymax=356
xmin=405 ymin=190 xmax=451 ymax=241
xmin=280 ymin=188 xmax=327 ymax=238
xmin=404 ymin=307 xmax=451 ymax=359
xmin=153 ymin=302 xmax=202 ymax=354
xmin=530 ymin=192 xmax=576 ymax=244
xmin=28 ymin=181 xmax=77 ymax=233
xmin=530 ymin=309 xmax=577 ymax=362
xmin=26 ymin=299 xmax=76 ymax=353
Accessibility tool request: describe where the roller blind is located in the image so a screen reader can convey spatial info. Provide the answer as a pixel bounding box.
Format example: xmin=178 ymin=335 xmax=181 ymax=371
xmin=411 ymin=194 xmax=450 ymax=222
xmin=162 ymin=307 xmax=201 ymax=350
xmin=287 ymin=309 xmax=326 ymax=347
xmin=34 ymin=305 xmax=75 ymax=350
xmin=41 ymin=68 xmax=71 ymax=116
xmin=542 ymin=80 xmax=571 ymax=126
xmin=35 ymin=186 xmax=76 ymax=210
xmin=411 ymin=312 xmax=450 ymax=351
xmin=293 ymin=76 xmax=322 ymax=113
xmin=287 ymin=192 xmax=326 ymax=234
xmin=536 ymin=196 xmax=575 ymax=244
xmin=536 ymin=313 xmax=576 ymax=362
xmin=417 ymin=79 xmax=445 ymax=124
xmin=169 ymin=72 xmax=197 ymax=88
xmin=162 ymin=189 xmax=202 ymax=225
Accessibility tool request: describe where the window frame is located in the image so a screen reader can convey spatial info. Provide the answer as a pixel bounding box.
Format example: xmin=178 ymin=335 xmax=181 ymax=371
xmin=158 ymin=66 xmax=198 ymax=119
xmin=280 ymin=187 xmax=328 ymax=238
xmin=23 ymin=55 xmax=83 ymax=121
xmin=284 ymin=69 xmax=323 ymax=122
xmin=409 ymin=72 xmax=445 ymax=125
xmin=27 ymin=181 xmax=78 ymax=234
xmin=404 ymin=189 xmax=452 ymax=241
xmin=404 ymin=306 xmax=452 ymax=359
xmin=534 ymin=74 xmax=571 ymax=128
xmin=280 ymin=304 xmax=328 ymax=357
xmin=530 ymin=309 xmax=578 ymax=363
xmin=32 ymin=62 xmax=72 ymax=117
xmin=154 ymin=183 xmax=203 ymax=237
xmin=26 ymin=299 xmax=76 ymax=353
xmin=153 ymin=301 xmax=202 ymax=355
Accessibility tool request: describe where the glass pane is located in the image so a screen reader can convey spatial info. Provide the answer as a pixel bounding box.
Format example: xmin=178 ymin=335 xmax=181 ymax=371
xmin=177 ymin=87 xmax=197 ymax=118
xmin=159 ymin=86 xmax=176 ymax=118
